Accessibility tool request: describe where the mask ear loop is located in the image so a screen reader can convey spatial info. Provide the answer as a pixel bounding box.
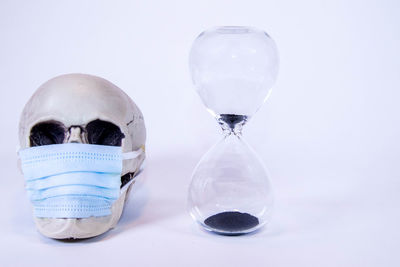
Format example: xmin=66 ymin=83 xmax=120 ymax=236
xmin=122 ymin=148 xmax=143 ymax=160
xmin=120 ymin=147 xmax=144 ymax=194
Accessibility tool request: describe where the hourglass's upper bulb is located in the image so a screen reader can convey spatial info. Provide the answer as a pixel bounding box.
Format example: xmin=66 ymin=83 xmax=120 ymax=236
xmin=189 ymin=26 xmax=279 ymax=118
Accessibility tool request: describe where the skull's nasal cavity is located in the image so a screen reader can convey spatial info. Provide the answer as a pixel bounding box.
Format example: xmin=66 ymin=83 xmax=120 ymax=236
xmin=67 ymin=126 xmax=84 ymax=143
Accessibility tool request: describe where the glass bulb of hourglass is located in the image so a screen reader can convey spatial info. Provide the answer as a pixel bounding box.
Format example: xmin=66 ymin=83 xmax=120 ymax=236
xmin=188 ymin=26 xmax=279 ymax=235
xmin=189 ymin=26 xmax=279 ymax=118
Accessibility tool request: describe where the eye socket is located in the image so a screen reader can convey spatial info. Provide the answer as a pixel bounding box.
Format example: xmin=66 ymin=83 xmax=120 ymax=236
xmin=29 ymin=121 xmax=66 ymax=147
xmin=86 ymin=119 xmax=125 ymax=146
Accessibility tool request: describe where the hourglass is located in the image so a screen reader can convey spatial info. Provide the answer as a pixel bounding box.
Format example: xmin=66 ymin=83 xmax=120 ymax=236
xmin=188 ymin=26 xmax=279 ymax=235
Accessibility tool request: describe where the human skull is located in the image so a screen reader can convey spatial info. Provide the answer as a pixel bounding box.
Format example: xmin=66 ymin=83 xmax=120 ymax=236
xmin=18 ymin=73 xmax=146 ymax=239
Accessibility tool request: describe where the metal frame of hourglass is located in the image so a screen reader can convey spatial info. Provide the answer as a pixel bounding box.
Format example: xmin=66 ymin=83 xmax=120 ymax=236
xmin=188 ymin=26 xmax=279 ymax=235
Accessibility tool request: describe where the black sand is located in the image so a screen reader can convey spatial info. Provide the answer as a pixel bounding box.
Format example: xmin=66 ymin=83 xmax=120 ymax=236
xmin=204 ymin=211 xmax=259 ymax=234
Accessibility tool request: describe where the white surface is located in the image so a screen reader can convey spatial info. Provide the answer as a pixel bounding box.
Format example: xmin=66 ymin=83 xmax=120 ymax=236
xmin=1 ymin=0 xmax=399 ymax=266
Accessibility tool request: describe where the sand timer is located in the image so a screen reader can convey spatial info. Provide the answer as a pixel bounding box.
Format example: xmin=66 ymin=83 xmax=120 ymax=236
xmin=188 ymin=26 xmax=279 ymax=235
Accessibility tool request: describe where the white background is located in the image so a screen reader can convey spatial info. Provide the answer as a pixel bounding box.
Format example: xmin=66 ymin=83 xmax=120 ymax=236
xmin=1 ymin=0 xmax=399 ymax=266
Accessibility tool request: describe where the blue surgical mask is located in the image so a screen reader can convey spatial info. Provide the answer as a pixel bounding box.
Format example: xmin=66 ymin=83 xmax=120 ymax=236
xmin=18 ymin=143 xmax=143 ymax=218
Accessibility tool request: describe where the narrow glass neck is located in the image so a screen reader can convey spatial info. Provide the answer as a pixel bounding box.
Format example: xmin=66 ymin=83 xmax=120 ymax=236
xmin=217 ymin=114 xmax=248 ymax=136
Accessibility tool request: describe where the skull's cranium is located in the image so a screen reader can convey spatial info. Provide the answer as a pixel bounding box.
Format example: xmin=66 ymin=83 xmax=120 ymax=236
xmin=18 ymin=73 xmax=146 ymax=239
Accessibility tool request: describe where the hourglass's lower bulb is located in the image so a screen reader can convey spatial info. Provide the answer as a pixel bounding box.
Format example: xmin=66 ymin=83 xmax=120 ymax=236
xmin=188 ymin=131 xmax=273 ymax=235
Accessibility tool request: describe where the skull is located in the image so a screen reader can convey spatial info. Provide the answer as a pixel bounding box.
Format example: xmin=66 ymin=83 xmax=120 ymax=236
xmin=18 ymin=73 xmax=146 ymax=239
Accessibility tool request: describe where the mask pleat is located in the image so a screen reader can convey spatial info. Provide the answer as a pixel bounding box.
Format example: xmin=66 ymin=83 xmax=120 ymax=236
xmin=25 ymin=172 xmax=121 ymax=190
xmin=19 ymin=143 xmax=123 ymax=179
